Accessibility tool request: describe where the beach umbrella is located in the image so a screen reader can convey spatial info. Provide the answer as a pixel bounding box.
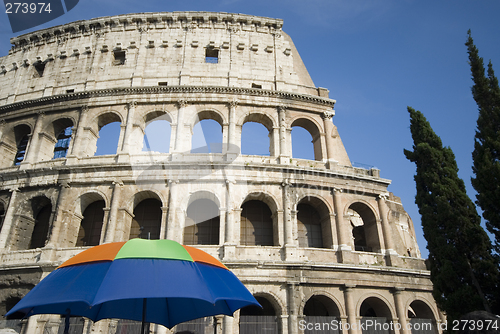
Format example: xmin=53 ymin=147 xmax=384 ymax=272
xmin=6 ymin=239 xmax=260 ymax=334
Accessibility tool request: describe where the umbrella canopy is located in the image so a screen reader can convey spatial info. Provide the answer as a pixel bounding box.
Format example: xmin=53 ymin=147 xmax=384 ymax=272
xmin=6 ymin=239 xmax=260 ymax=329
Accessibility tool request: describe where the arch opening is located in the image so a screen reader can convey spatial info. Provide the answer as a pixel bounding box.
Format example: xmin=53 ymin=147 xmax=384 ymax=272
xmin=29 ymin=200 xmax=52 ymax=249
xmin=184 ymin=198 xmax=220 ymax=245
xmin=53 ymin=126 xmax=73 ymax=159
xmin=348 ymin=203 xmax=381 ymax=253
xmin=76 ymin=200 xmax=105 ymax=247
xmin=191 ymin=119 xmax=223 ymax=153
xmin=360 ymin=297 xmax=394 ymax=334
xmin=408 ymin=300 xmax=437 ymax=334
xmin=130 ymin=198 xmax=162 ymax=240
xmin=240 ymin=296 xmax=279 ymax=334
xmin=241 ymin=121 xmax=270 ymax=156
xmin=143 ymin=119 xmax=171 ymax=153
xmin=95 ymin=114 xmax=121 ymax=156
xmin=291 ymin=118 xmax=323 ymax=161
xmin=240 ymin=200 xmax=274 ymax=246
xmin=303 ymin=295 xmax=341 ymax=334
xmin=13 ymin=125 xmax=31 ymax=165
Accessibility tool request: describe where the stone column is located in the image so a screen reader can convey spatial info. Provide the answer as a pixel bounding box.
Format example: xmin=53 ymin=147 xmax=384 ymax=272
xmin=67 ymin=105 xmax=89 ymax=158
xmin=333 ymin=188 xmax=350 ymax=250
xmin=224 ymin=180 xmax=235 ymax=244
xmin=160 ymin=206 xmax=168 ymax=239
xmin=322 ymin=110 xmax=338 ymax=168
xmin=226 ymin=101 xmax=239 ymax=161
xmin=46 ymin=182 xmax=71 ymax=247
xmin=174 ymin=101 xmax=186 ymax=153
xmin=0 ymin=119 xmax=6 ymax=141
xmin=166 ymin=180 xmax=179 ymax=241
xmin=278 ymin=106 xmax=290 ymax=164
xmin=0 ymin=188 xmax=19 ymax=249
xmin=120 ymin=101 xmax=136 ymax=154
xmin=283 ymin=181 xmax=297 ymax=260
xmin=23 ymin=111 xmax=45 ymax=164
xmin=343 ymin=284 xmax=358 ymax=334
xmin=377 ymin=194 xmax=396 ymax=254
xmin=104 ymin=180 xmax=123 ymax=243
xmin=392 ymin=287 xmax=409 ymax=334
xmin=288 ymin=284 xmax=299 ymax=334
xmin=222 ymin=315 xmax=234 ymax=334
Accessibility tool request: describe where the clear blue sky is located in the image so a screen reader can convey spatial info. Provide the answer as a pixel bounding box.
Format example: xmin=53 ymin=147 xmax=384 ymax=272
xmin=2 ymin=0 xmax=500 ymax=259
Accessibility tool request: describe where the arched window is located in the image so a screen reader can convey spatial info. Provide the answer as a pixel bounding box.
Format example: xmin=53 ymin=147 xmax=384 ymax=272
xmin=291 ymin=126 xmax=314 ymax=160
xmin=14 ymin=134 xmax=29 ymax=165
xmin=240 ymin=200 xmax=274 ymax=246
xmin=291 ymin=118 xmax=323 ymax=161
xmin=29 ymin=204 xmax=52 ymax=249
xmin=143 ymin=120 xmax=171 ymax=153
xmin=297 ymin=203 xmax=323 ymax=248
xmin=241 ymin=122 xmax=270 ymax=156
xmin=53 ymin=126 xmax=73 ymax=159
xmin=408 ymin=301 xmax=437 ymax=334
xmin=240 ymin=296 xmax=278 ymax=334
xmin=130 ymin=199 xmax=162 ymax=240
xmin=95 ymin=121 xmax=121 ymax=156
xmin=191 ymin=119 xmax=223 ymax=153
xmin=360 ymin=297 xmax=394 ymax=334
xmin=348 ymin=203 xmax=380 ymax=253
xmin=76 ymin=200 xmax=105 ymax=246
xmin=184 ymin=198 xmax=219 ymax=245
xmin=303 ymin=295 xmax=341 ymax=334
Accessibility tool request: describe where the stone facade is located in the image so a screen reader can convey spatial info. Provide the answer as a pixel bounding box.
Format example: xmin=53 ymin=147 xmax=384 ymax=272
xmin=0 ymin=12 xmax=442 ymax=334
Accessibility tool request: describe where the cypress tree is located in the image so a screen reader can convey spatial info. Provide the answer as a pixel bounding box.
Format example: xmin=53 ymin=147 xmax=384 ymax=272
xmin=466 ymin=30 xmax=500 ymax=258
xmin=404 ymin=107 xmax=498 ymax=321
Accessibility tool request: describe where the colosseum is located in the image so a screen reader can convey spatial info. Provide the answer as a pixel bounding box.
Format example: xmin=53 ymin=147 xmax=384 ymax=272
xmin=0 ymin=11 xmax=442 ymax=334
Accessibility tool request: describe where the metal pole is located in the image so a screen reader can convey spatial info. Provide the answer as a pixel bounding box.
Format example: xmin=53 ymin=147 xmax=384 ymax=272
xmin=141 ymin=299 xmax=147 ymax=334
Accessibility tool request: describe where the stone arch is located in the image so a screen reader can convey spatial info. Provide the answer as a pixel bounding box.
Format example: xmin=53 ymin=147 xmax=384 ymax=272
xmin=87 ymin=111 xmax=123 ymax=156
xmin=185 ymin=190 xmax=222 ymax=209
xmin=12 ymin=195 xmax=53 ymax=250
xmin=249 ymin=291 xmax=285 ymax=316
xmin=240 ymin=292 xmax=283 ymax=334
xmin=190 ymin=110 xmax=225 ymax=154
xmin=357 ymin=293 xmax=396 ymax=321
xmin=190 ymin=109 xmax=226 ymax=128
xmin=406 ymin=298 xmax=439 ymax=322
xmin=41 ymin=117 xmax=75 ymax=160
xmin=408 ymin=298 xmax=439 ymax=334
xmin=129 ymin=191 xmax=163 ymax=240
xmin=300 ymin=293 xmax=343 ymax=318
xmin=240 ymin=112 xmax=275 ymax=156
xmin=183 ymin=191 xmax=221 ymax=245
xmin=140 ymin=110 xmax=173 ymax=154
xmin=74 ymin=192 xmax=107 ymax=247
xmin=0 ymin=123 xmax=32 ymax=167
xmin=290 ymin=116 xmax=324 ymax=161
xmin=345 ymin=201 xmax=381 ymax=253
xmin=295 ymin=195 xmax=333 ymax=248
xmin=240 ymin=192 xmax=279 ymax=246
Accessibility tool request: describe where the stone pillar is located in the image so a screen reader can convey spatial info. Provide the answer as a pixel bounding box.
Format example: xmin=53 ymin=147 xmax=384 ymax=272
xmin=119 ymin=101 xmax=136 ymax=154
xmin=222 ymin=315 xmax=234 ymax=334
xmin=288 ymin=284 xmax=299 ymax=334
xmin=23 ymin=111 xmax=45 ymax=164
xmin=377 ymin=194 xmax=396 ymax=254
xmin=343 ymin=284 xmax=358 ymax=334
xmin=0 ymin=119 xmax=6 ymax=141
xmin=174 ymin=101 xmax=186 ymax=153
xmin=283 ymin=181 xmax=297 ymax=260
xmin=392 ymin=287 xmax=409 ymax=334
xmin=67 ymin=105 xmax=89 ymax=158
xmin=46 ymin=182 xmax=71 ymax=247
xmin=166 ymin=180 xmax=179 ymax=241
xmin=278 ymin=106 xmax=290 ymax=164
xmin=0 ymin=188 xmax=19 ymax=249
xmin=160 ymin=206 xmax=168 ymax=239
xmin=226 ymin=101 xmax=239 ymax=161
xmin=322 ymin=110 xmax=338 ymax=168
xmin=104 ymin=180 xmax=123 ymax=243
xmin=333 ymin=188 xmax=350 ymax=250
xmin=224 ymin=180 xmax=235 ymax=245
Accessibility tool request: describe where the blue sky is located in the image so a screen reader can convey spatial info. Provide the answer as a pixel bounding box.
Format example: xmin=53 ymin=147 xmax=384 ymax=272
xmin=2 ymin=0 xmax=500 ymax=258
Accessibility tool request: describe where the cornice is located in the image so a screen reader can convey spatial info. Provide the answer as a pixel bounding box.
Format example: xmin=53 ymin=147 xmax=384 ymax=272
xmin=0 ymin=85 xmax=336 ymax=113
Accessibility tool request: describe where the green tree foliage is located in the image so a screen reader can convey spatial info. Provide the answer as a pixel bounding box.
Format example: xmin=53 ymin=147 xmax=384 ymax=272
xmin=466 ymin=30 xmax=500 ymax=258
xmin=404 ymin=107 xmax=498 ymax=320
